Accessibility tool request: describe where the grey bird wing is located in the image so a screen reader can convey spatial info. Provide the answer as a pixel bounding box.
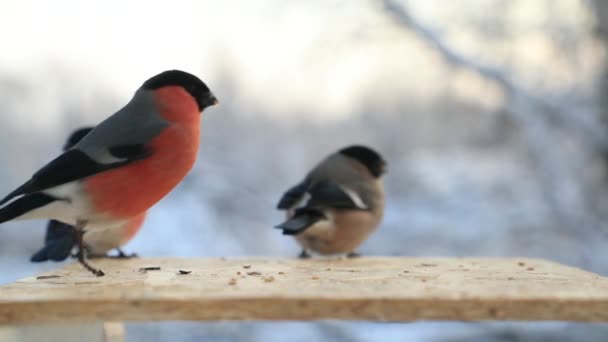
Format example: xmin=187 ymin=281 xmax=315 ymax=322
xmin=306 ymin=179 xmax=370 ymax=210
xmin=0 ymin=89 xmax=168 ymax=206
xmin=0 ymin=144 xmax=151 ymax=206
xmin=74 ymin=89 xmax=168 ymax=157
xmin=304 ymin=153 xmax=377 ymax=210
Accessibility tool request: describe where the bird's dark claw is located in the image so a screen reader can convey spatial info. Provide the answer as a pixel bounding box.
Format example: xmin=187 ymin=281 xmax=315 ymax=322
xmin=298 ymin=250 xmax=312 ymax=259
xmin=73 ymin=223 xmax=105 ymax=277
xmin=115 ymin=249 xmax=138 ymax=259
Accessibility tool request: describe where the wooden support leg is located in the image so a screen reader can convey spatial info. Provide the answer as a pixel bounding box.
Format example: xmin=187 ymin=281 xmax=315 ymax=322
xmin=0 ymin=322 xmax=125 ymax=342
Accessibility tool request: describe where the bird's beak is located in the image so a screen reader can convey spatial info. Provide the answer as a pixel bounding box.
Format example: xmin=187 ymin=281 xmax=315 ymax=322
xmin=200 ymin=93 xmax=219 ymax=111
xmin=380 ymin=161 xmax=388 ymax=174
xmin=208 ymin=93 xmax=219 ymax=106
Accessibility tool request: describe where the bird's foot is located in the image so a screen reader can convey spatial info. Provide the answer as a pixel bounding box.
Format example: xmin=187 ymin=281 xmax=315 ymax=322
xmin=78 ymin=258 xmax=105 ymax=277
xmin=71 ymin=244 xmax=94 ymax=259
xmin=114 ymin=249 xmax=138 ymax=259
xmin=74 ymin=222 xmax=104 ymax=277
xmin=87 ymin=253 xmax=108 ymax=259
xmin=78 ymin=255 xmax=105 ymax=277
xmin=298 ymin=250 xmax=312 ymax=259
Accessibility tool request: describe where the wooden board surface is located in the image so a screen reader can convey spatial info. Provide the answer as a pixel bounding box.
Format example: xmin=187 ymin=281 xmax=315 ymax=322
xmin=0 ymin=257 xmax=607 ymax=324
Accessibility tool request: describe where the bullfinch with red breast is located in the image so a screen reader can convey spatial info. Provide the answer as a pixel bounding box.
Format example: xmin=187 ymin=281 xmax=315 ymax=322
xmin=275 ymin=145 xmax=387 ymax=258
xmin=31 ymin=128 xmax=146 ymax=262
xmin=0 ymin=70 xmax=218 ymax=276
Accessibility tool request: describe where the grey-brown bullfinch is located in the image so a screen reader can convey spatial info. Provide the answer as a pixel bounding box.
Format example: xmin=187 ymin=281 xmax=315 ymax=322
xmin=275 ymin=145 xmax=387 ymax=258
xmin=0 ymin=70 xmax=218 ymax=276
xmin=31 ymin=128 xmax=145 ymax=263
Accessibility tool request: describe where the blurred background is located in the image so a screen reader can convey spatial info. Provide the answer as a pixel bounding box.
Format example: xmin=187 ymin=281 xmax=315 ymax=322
xmin=0 ymin=0 xmax=607 ymax=340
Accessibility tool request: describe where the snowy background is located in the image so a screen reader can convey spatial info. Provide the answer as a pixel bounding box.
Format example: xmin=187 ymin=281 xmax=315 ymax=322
xmin=1 ymin=0 xmax=608 ymax=341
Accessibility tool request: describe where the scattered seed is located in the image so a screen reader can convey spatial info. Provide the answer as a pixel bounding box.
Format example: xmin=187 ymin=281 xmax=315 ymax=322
xmin=517 ymin=262 xmax=525 ymax=267
xmin=325 ymin=268 xmax=332 ymax=271
xmin=527 ymin=267 xmax=535 ymax=271
xmin=36 ymin=275 xmax=60 ymax=280
xmin=247 ymin=271 xmax=262 ymax=276
xmin=242 ymin=264 xmax=252 ymax=269
xmin=228 ymin=278 xmax=237 ymax=285
xmin=508 ymin=277 xmax=515 ymax=280
xmin=311 ymin=276 xmax=320 ymax=280
xmin=178 ymin=270 xmax=192 ymax=275
xmin=139 ymin=267 xmax=161 ymax=272
xmin=420 ymin=263 xmax=437 ymax=267
xmin=278 ymin=271 xmax=285 ymax=275
xmin=237 ymin=271 xmax=242 ymax=275
xmin=263 ymin=276 xmax=275 ymax=283
xmin=403 ymin=270 xmax=410 ymax=273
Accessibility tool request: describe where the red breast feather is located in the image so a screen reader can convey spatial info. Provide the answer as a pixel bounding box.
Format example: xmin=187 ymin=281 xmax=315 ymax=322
xmin=84 ymin=87 xmax=201 ymax=219
xmin=119 ymin=211 xmax=147 ymax=245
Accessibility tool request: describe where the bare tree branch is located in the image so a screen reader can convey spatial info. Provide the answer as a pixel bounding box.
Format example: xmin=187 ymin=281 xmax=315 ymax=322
xmin=379 ymin=0 xmax=606 ymax=233
xmin=381 ymin=0 xmax=514 ymax=92
xmin=380 ymin=0 xmax=608 ymax=151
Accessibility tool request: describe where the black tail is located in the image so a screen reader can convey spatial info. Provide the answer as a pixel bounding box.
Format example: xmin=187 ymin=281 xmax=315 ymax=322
xmin=0 ymin=193 xmax=56 ymax=224
xmin=0 ymin=182 xmax=31 ymax=207
xmin=2 ymin=127 xmax=95 ymax=207
xmin=275 ymin=208 xmax=326 ymax=235
xmin=31 ymin=220 xmax=77 ymax=262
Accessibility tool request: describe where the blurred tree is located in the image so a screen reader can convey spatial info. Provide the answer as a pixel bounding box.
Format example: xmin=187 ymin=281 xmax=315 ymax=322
xmin=380 ymin=0 xmax=608 ymax=237
xmin=592 ymin=0 xmax=608 ymax=158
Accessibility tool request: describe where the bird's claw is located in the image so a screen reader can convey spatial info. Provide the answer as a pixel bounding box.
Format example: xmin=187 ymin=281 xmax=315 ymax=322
xmin=298 ymin=250 xmax=312 ymax=259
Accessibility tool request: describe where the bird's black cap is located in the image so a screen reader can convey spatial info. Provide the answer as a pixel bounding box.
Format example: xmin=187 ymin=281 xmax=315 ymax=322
xmin=339 ymin=145 xmax=387 ymax=178
xmin=142 ymin=70 xmax=218 ymax=112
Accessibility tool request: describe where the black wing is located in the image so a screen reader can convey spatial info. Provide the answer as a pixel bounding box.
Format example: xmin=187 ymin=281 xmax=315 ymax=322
xmin=0 ymin=145 xmax=151 ymax=206
xmin=306 ymin=180 xmax=368 ymax=210
xmin=277 ymin=178 xmax=312 ymax=209
xmin=0 ymin=193 xmax=58 ymax=224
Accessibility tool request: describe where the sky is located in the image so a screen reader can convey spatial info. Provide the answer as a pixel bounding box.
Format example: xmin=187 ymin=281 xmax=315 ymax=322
xmin=0 ymin=0 xmax=513 ymax=126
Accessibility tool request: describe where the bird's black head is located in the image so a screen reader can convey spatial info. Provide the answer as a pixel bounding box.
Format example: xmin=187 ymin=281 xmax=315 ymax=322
xmin=141 ymin=70 xmax=218 ymax=112
xmin=339 ymin=145 xmax=387 ymax=178
xmin=64 ymin=127 xmax=94 ymax=151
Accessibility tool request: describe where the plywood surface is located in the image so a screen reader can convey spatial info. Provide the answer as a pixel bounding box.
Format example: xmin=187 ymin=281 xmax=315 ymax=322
xmin=0 ymin=257 xmax=607 ymax=324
